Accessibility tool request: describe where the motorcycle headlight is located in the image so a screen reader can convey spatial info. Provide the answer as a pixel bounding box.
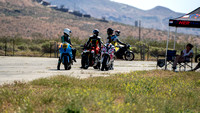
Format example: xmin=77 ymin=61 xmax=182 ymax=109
xmin=63 ymin=43 xmax=68 ymax=49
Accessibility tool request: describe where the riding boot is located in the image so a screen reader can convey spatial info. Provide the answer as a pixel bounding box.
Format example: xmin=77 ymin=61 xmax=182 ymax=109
xmin=57 ymin=58 xmax=61 ymax=70
xmin=72 ymin=49 xmax=76 ymax=62
xmin=110 ymin=63 xmax=114 ymax=70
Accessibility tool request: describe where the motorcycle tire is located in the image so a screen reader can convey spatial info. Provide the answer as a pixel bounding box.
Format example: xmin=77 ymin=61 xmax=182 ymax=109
xmin=64 ymin=64 xmax=71 ymax=70
xmin=195 ymin=54 xmax=200 ymax=63
xmin=64 ymin=56 xmax=69 ymax=70
xmin=93 ymin=62 xmax=100 ymax=69
xmin=101 ymin=55 xmax=109 ymax=71
xmin=81 ymin=54 xmax=89 ymax=69
xmin=125 ymin=51 xmax=135 ymax=61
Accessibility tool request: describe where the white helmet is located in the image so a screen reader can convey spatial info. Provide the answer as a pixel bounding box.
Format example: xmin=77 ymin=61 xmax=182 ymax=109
xmin=64 ymin=28 xmax=72 ymax=36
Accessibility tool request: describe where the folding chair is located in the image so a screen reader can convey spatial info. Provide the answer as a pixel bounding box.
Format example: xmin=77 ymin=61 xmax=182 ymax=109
xmin=178 ymin=55 xmax=193 ymax=71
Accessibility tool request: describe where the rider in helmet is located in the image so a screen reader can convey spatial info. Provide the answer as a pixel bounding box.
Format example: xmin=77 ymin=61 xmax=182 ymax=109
xmin=86 ymin=29 xmax=102 ymax=49
xmin=114 ymin=30 xmax=126 ymax=46
xmin=107 ymin=28 xmax=126 ymax=45
xmin=107 ymin=28 xmax=115 ymax=44
xmin=61 ymin=28 xmax=72 ymax=44
xmin=80 ymin=29 xmax=102 ymax=68
xmin=57 ymin=28 xmax=76 ymax=70
xmin=107 ymin=28 xmax=126 ymax=51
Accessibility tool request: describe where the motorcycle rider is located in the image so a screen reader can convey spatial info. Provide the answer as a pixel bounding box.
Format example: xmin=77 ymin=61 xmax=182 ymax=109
xmin=107 ymin=28 xmax=126 ymax=48
xmin=60 ymin=28 xmax=76 ymax=62
xmin=106 ymin=28 xmax=118 ymax=70
xmin=57 ymin=28 xmax=76 ymax=70
xmin=80 ymin=29 xmax=102 ymax=68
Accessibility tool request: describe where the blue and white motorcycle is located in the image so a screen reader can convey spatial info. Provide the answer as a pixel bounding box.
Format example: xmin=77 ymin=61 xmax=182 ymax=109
xmin=57 ymin=42 xmax=73 ymax=70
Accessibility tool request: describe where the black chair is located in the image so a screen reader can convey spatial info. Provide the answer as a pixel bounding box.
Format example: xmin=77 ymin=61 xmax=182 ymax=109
xmin=157 ymin=50 xmax=176 ymax=69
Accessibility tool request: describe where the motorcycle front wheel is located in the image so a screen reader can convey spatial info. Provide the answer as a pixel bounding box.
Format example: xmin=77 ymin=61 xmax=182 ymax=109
xmin=125 ymin=51 xmax=135 ymax=61
xmin=101 ymin=55 xmax=109 ymax=71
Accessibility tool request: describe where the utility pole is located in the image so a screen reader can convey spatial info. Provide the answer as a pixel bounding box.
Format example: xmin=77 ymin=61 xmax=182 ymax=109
xmin=139 ymin=20 xmax=141 ymax=41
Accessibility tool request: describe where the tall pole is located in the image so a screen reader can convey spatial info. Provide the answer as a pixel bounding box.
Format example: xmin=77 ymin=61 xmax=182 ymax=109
xmin=139 ymin=20 xmax=141 ymax=41
xmin=173 ymin=27 xmax=177 ymax=50
xmin=165 ymin=26 xmax=170 ymax=70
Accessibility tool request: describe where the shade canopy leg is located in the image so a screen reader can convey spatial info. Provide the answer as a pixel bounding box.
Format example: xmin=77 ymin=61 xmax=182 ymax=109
xmin=165 ymin=26 xmax=170 ymax=70
xmin=173 ymin=27 xmax=177 ymax=50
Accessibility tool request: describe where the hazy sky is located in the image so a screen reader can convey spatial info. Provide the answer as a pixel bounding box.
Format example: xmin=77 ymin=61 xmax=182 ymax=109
xmin=111 ymin=0 xmax=200 ymax=13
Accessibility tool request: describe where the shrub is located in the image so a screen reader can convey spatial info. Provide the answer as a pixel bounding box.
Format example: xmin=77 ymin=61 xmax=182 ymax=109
xmin=150 ymin=47 xmax=165 ymax=56
xmin=42 ymin=42 xmax=50 ymax=53
xmin=18 ymin=45 xmax=28 ymax=51
xmin=0 ymin=43 xmax=4 ymax=50
xmin=41 ymin=42 xmax=56 ymax=53
xmin=29 ymin=45 xmax=41 ymax=51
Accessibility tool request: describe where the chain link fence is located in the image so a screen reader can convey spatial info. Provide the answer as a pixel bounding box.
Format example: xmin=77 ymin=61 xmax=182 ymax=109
xmin=0 ymin=37 xmax=199 ymax=61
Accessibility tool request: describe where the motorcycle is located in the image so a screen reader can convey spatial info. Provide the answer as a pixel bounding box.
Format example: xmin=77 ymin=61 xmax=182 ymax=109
xmin=81 ymin=44 xmax=101 ymax=69
xmin=58 ymin=42 xmax=73 ymax=70
xmin=101 ymin=43 xmax=115 ymax=71
xmin=115 ymin=44 xmax=135 ymax=61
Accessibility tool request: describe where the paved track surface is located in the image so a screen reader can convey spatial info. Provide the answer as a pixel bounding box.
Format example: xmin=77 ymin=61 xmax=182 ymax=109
xmin=0 ymin=56 xmax=158 ymax=85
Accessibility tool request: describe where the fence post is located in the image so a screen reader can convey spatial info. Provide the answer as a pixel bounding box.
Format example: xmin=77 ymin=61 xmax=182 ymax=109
xmin=49 ymin=42 xmax=51 ymax=58
xmin=57 ymin=42 xmax=59 ymax=58
xmin=5 ymin=39 xmax=7 ymax=56
xmin=143 ymin=44 xmax=145 ymax=61
xmin=54 ymin=42 xmax=57 ymax=58
xmin=140 ymin=44 xmax=142 ymax=60
xmin=12 ymin=39 xmax=15 ymax=56
xmin=195 ymin=45 xmax=198 ymax=58
xmin=147 ymin=45 xmax=150 ymax=61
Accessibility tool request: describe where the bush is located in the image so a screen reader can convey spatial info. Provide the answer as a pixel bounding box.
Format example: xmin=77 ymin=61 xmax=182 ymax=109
xmin=0 ymin=43 xmax=4 ymax=50
xmin=42 ymin=42 xmax=50 ymax=53
xmin=150 ymin=47 xmax=165 ymax=56
xmin=41 ymin=42 xmax=56 ymax=53
xmin=18 ymin=45 xmax=28 ymax=51
xmin=29 ymin=45 xmax=41 ymax=51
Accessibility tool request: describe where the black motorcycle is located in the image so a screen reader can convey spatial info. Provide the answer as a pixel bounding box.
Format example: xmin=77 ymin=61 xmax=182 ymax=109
xmin=115 ymin=44 xmax=135 ymax=61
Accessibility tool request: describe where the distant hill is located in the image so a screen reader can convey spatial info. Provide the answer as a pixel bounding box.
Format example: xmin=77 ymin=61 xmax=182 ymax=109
xmin=46 ymin=0 xmax=200 ymax=35
xmin=0 ymin=0 xmax=199 ymax=44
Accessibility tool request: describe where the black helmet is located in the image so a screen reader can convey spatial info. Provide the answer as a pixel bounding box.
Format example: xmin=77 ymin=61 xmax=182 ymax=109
xmin=115 ymin=30 xmax=120 ymax=36
xmin=107 ymin=28 xmax=114 ymax=35
xmin=93 ymin=29 xmax=99 ymax=36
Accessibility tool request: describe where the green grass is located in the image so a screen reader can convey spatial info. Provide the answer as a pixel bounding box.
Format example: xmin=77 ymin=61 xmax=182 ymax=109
xmin=0 ymin=70 xmax=199 ymax=112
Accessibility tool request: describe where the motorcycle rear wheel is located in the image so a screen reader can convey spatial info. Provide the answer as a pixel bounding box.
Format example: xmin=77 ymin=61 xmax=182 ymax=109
xmin=64 ymin=56 xmax=70 ymax=70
